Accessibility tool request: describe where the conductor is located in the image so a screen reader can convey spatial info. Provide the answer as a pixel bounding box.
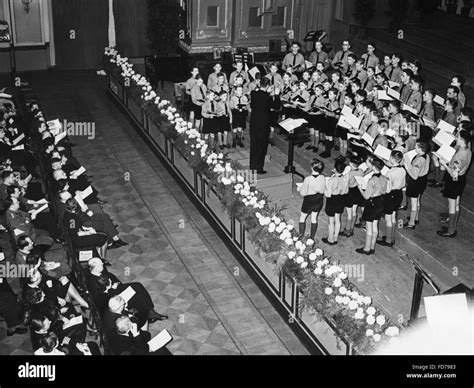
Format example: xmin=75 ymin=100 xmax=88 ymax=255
xmin=249 ymin=77 xmax=280 ymax=175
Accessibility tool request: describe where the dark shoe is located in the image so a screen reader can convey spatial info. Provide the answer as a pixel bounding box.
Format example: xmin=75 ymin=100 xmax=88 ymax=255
xmin=108 ymin=239 xmax=128 ymax=249
xmin=321 ymin=238 xmax=337 ymax=246
xmin=406 ymin=218 xmax=419 ymax=225
xmin=436 ymin=230 xmax=457 ymax=238
xmin=378 ymin=239 xmax=395 ymax=247
xmin=257 ymin=170 xmax=267 ymax=175
xmin=7 ymin=326 xmax=28 ymax=336
xmin=148 ymin=310 xmax=168 ymax=323
xmin=355 ymin=248 xmax=371 ymax=255
xmin=238 ymin=141 xmax=244 ymax=148
xmin=354 ymin=221 xmax=365 ymax=229
xmin=320 ymin=151 xmax=331 ymax=158
xmin=369 ymin=249 xmax=375 ymax=255
xmin=376 ymin=236 xmax=387 ymax=244
xmin=403 ymin=222 xmax=416 ymax=229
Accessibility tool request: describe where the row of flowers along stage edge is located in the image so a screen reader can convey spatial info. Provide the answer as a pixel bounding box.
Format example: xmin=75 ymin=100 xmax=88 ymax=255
xmin=104 ymin=46 xmax=401 ymax=354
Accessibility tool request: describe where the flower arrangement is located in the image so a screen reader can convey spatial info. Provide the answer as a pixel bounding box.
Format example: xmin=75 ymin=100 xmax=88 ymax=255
xmin=104 ymin=46 xmax=401 ymax=353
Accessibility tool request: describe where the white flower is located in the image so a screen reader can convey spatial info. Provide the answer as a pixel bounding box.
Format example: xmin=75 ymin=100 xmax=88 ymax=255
xmin=285 ymin=238 xmax=294 ymax=246
xmin=333 ymin=278 xmax=342 ymax=288
xmin=296 ymin=256 xmax=304 ymax=264
xmin=295 ymin=241 xmax=303 ymax=250
xmin=385 ymin=326 xmax=399 ymax=337
xmin=324 ymin=287 xmax=333 ymax=295
xmin=354 ymin=310 xmax=364 ymax=320
xmin=301 ymin=262 xmax=308 ymax=269
xmin=308 ymin=253 xmax=317 ymax=261
xmin=366 ymin=329 xmax=374 ymax=337
xmin=366 ymin=315 xmax=376 ymax=325
xmin=288 ymin=252 xmax=296 ymax=260
xmin=306 ymin=239 xmax=314 ymax=246
xmin=348 ymin=300 xmax=358 ymax=310
xmin=339 ymin=286 xmax=347 ymax=295
xmin=316 ymin=260 xmax=324 ymax=268
xmin=351 ymin=292 xmax=360 ymax=300
xmin=373 ymin=334 xmax=381 ymax=342
xmin=273 ymin=217 xmax=281 ymax=225
xmin=314 ymin=267 xmax=323 ymax=275
xmin=363 ymin=296 xmax=372 ymax=305
xmin=342 ymin=296 xmax=350 ymax=305
xmin=335 ymin=296 xmax=344 ymax=304
xmin=366 ymin=306 xmax=376 ymax=316
xmin=376 ymin=315 xmax=386 ymax=326
xmin=338 ymin=272 xmax=348 ymax=280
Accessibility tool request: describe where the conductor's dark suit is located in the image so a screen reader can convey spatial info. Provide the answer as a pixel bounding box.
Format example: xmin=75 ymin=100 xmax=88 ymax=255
xmin=249 ymin=90 xmax=280 ymax=172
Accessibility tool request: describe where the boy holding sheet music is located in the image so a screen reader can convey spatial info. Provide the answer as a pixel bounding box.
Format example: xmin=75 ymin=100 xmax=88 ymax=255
xmin=355 ymin=157 xmax=387 ymax=255
xmin=306 ymin=84 xmax=327 ymax=153
xmin=378 ymin=151 xmax=406 ymax=247
xmin=437 ymin=130 xmax=472 ymax=237
xmin=323 ymin=158 xmax=349 ymax=245
xmin=341 ymin=156 xmax=365 ymax=237
xmin=320 ymin=88 xmax=340 ymax=158
xmin=403 ymin=142 xmax=430 ymax=229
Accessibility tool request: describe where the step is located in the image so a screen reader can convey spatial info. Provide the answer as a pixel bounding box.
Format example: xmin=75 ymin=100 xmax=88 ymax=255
xmin=370 ymin=29 xmax=473 ymax=76
xmin=404 ymin=24 xmax=474 ymax=51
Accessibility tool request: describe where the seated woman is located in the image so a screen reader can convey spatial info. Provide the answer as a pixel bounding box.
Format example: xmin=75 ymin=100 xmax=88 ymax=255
xmin=62 ymin=198 xmax=109 ymax=258
xmin=22 ymin=267 xmax=89 ymax=313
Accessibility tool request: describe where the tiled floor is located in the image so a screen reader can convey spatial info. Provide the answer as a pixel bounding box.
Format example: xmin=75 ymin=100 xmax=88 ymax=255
xmin=0 ymin=70 xmax=308 ymax=355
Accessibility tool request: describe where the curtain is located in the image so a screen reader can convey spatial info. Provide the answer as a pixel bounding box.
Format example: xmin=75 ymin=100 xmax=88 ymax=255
xmin=113 ymin=0 xmax=149 ymax=58
xmin=52 ymin=0 xmax=108 ymax=69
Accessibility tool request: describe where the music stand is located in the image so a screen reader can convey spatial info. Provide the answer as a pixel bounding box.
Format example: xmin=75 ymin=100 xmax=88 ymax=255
xmin=280 ymin=122 xmax=309 ymax=179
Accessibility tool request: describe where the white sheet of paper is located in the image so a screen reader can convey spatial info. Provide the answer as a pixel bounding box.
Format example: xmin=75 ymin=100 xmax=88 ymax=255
xmin=0 ymin=92 xmax=13 ymax=99
xmin=63 ymin=315 xmax=83 ymax=330
xmin=78 ymin=186 xmax=93 ymax=200
xmin=374 ymin=145 xmax=392 ymax=161
xmin=387 ymin=88 xmax=400 ymax=100
xmin=359 ymin=162 xmax=368 ymax=172
xmin=361 ymin=132 xmax=375 ymax=147
xmin=47 ymin=119 xmax=61 ymax=130
xmin=422 ymin=117 xmax=437 ymax=128
xmin=54 ymin=130 xmax=67 ymax=144
xmin=305 ymin=60 xmax=314 ymax=69
xmin=147 ymin=329 xmax=173 ymax=352
xmin=354 ymin=176 xmax=368 ymax=190
xmin=342 ymin=165 xmax=352 ymax=176
xmin=433 ymin=130 xmax=456 ymax=147
xmin=248 ymin=67 xmax=260 ymax=80
xmin=33 ymin=203 xmax=49 ymax=215
xmin=12 ymin=133 xmax=25 ymax=145
xmin=118 ymin=286 xmax=136 ymax=303
xmin=436 ymin=120 xmax=456 ymax=134
xmin=12 ymin=144 xmax=24 ymax=151
xmin=36 ymin=198 xmax=48 ymax=205
xmin=337 ymin=116 xmax=352 ymax=130
xmin=434 ymin=145 xmax=456 ymax=164
xmin=341 ymin=105 xmax=352 ymax=117
xmin=13 ymin=228 xmax=24 ymax=236
xmin=78 ymin=250 xmax=93 ymax=262
xmin=346 ymin=114 xmax=362 ymax=129
xmin=377 ymin=90 xmax=392 ymax=101
xmin=279 ymin=118 xmax=308 ymax=133
xmin=73 ymin=166 xmax=86 ymax=177
xmin=433 ymin=95 xmax=445 ymax=106
xmin=388 ymin=81 xmax=400 ymax=89
xmin=403 ymin=104 xmax=418 ymax=115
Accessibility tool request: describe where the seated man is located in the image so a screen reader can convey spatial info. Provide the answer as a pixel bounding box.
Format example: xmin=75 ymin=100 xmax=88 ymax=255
xmin=109 ymin=315 xmax=172 ymax=356
xmin=4 ymin=198 xmax=54 ymax=249
xmin=57 ymin=193 xmax=127 ymax=249
xmin=0 ymin=275 xmax=28 ymax=336
xmin=87 ymin=258 xmax=167 ymax=322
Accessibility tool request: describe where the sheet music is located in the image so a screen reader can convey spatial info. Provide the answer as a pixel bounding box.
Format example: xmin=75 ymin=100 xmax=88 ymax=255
xmin=402 ymin=104 xmax=418 ymax=115
xmin=388 ymin=81 xmax=400 ymax=89
xmin=12 ymin=133 xmax=25 ymax=145
xmin=12 ymin=144 xmax=24 ymax=151
xmin=279 ymin=118 xmax=308 ymax=133
xmin=361 ymin=132 xmax=375 ymax=147
xmin=387 ymin=88 xmax=400 ymax=100
xmin=73 ymin=166 xmax=87 ymax=177
xmin=54 ymin=130 xmax=67 ymax=144
xmin=433 ymin=130 xmax=456 ymax=147
xmin=63 ymin=315 xmax=83 ymax=330
xmin=434 ymin=145 xmax=456 ymax=164
xmin=13 ymin=228 xmax=24 ymax=236
xmin=374 ymin=145 xmax=392 ymax=161
xmin=377 ymin=90 xmax=393 ymax=101
xmin=118 ymin=286 xmax=136 ymax=303
xmin=33 ymin=203 xmax=49 ymax=215
xmin=148 ymin=329 xmax=173 ymax=352
xmin=433 ymin=95 xmax=445 ymax=106
xmin=341 ymin=105 xmax=352 ymax=117
xmin=248 ymin=67 xmax=260 ymax=80
xmin=436 ymin=120 xmax=456 ymax=134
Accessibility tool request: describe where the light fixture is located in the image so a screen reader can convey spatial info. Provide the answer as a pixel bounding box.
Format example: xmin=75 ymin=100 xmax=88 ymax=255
xmin=22 ymin=0 xmax=33 ymax=13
